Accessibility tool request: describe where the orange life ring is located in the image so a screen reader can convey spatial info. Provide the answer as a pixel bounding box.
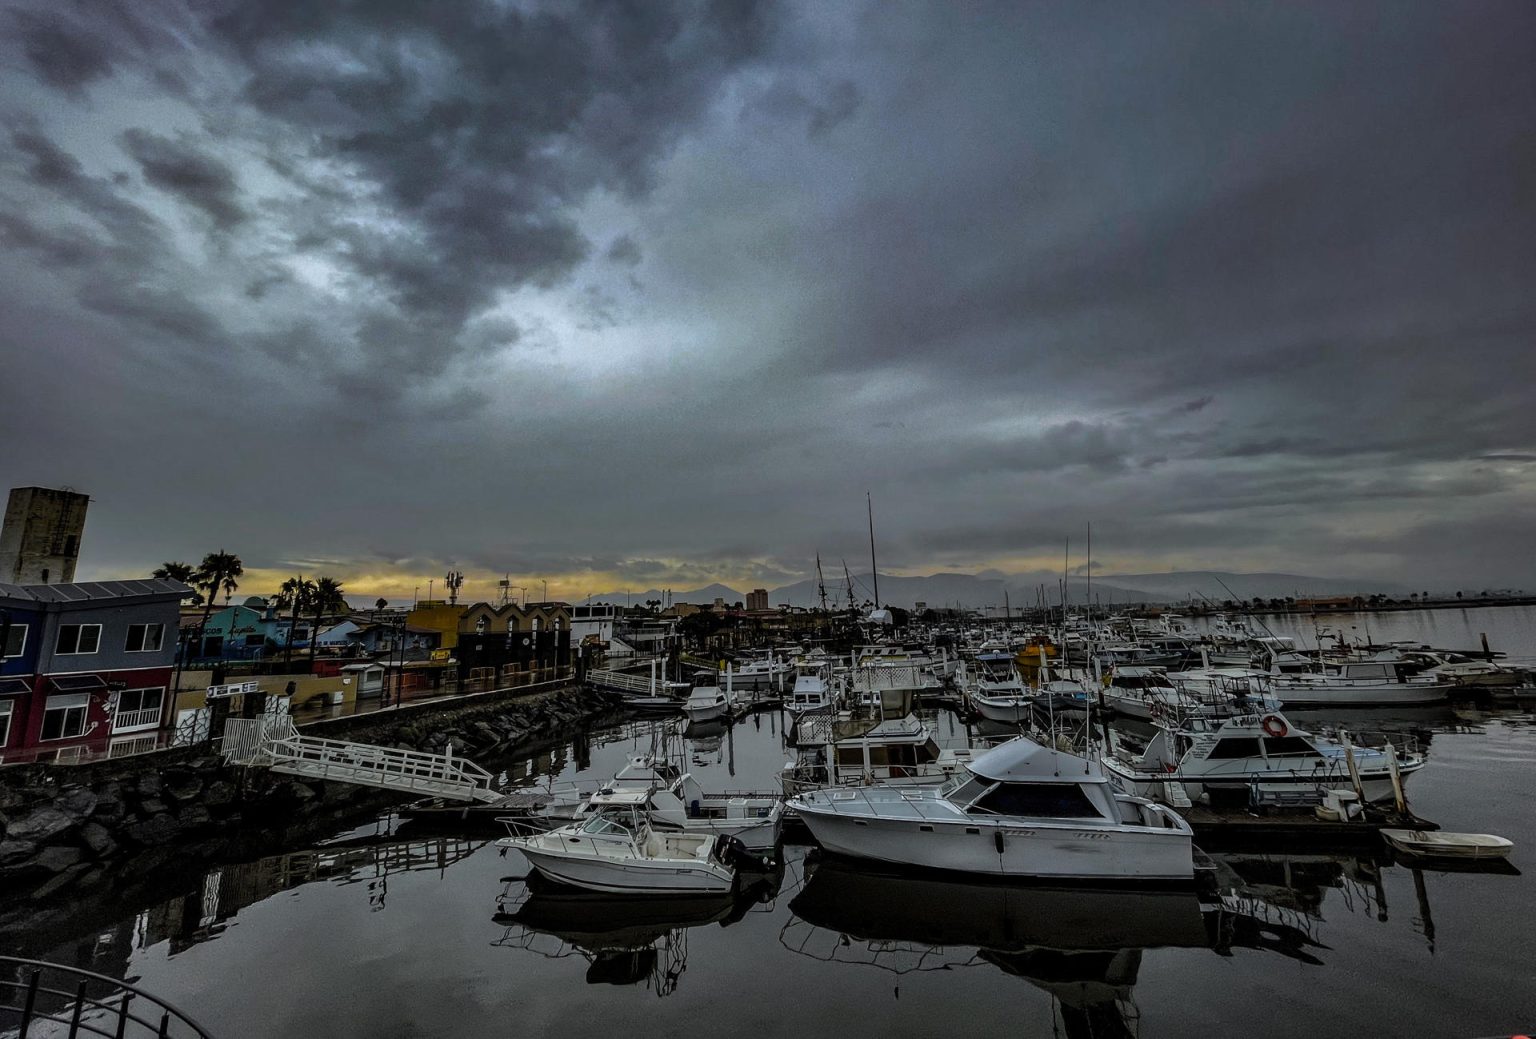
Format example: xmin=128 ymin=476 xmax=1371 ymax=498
xmin=1261 ymin=714 xmax=1288 ymax=738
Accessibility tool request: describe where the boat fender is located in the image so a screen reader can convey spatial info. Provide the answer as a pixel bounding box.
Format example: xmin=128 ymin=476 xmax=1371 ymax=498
xmin=994 ymin=831 xmax=1006 ymax=854
xmin=1261 ymin=714 xmax=1288 ymax=737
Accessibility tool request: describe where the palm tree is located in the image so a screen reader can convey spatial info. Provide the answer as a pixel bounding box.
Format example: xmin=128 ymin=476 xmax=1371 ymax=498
xmin=277 ymin=576 xmax=316 ymax=667
xmin=152 ymin=561 xmax=204 ymax=605
xmin=309 ymin=577 xmax=348 ymax=668
xmin=374 ymin=597 xmax=388 ymax=618
xmin=193 ymin=550 xmax=244 ymax=657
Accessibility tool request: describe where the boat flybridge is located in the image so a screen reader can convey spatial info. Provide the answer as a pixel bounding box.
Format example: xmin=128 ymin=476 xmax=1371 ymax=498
xmin=499 ymin=801 xmax=746 ymax=895
xmin=1101 ymin=711 xmax=1424 ymax=805
xmin=789 ymin=736 xmax=1194 ymax=882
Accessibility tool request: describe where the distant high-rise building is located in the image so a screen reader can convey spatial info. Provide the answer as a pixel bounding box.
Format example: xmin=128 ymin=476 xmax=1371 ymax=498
xmin=1 ymin=486 xmax=90 ymax=584
xmin=746 ymin=588 xmax=769 ymax=611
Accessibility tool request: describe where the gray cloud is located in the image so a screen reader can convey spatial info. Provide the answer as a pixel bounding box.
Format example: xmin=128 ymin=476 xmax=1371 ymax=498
xmin=12 ymin=9 xmax=115 ymax=92
xmin=120 ymin=129 xmax=246 ymax=230
xmin=0 ymin=0 xmax=1532 ymax=594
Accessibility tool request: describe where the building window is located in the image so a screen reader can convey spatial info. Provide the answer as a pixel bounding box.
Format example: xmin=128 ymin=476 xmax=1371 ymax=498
xmin=244 ymin=634 xmax=265 ymax=647
xmin=201 ymin=635 xmax=224 ymax=657
xmin=41 ymin=693 xmax=89 ymax=741
xmin=113 ymin=688 xmax=164 ymax=731
xmin=2 ymin=624 xmax=25 ymax=658
xmin=0 ymin=699 xmax=12 ymax=747
xmin=56 ymin=624 xmax=102 ymax=655
xmin=124 ymin=623 xmax=166 ymax=653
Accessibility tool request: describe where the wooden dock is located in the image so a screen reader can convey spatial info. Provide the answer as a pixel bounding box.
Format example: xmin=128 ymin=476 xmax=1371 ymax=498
xmin=1183 ymin=804 xmax=1437 ymax=851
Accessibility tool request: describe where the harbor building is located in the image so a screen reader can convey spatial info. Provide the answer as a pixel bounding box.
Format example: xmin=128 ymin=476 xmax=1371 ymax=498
xmin=0 ymin=578 xmax=187 ymax=763
xmin=1 ymin=486 xmax=90 ymax=584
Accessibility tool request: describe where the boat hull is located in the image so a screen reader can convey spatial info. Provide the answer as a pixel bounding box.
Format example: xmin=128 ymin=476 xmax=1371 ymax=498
xmin=972 ymin=697 xmax=1032 ymax=724
xmin=794 ymin=808 xmax=1193 ymax=882
xmin=516 ymin=845 xmax=735 ymax=895
xmin=1270 ymin=682 xmax=1451 ymax=707
xmin=1103 ymin=759 xmax=1419 ymax=805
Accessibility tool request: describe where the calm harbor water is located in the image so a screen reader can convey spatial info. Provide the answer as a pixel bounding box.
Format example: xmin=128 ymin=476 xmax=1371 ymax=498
xmin=7 ymin=607 xmax=1535 ymax=1039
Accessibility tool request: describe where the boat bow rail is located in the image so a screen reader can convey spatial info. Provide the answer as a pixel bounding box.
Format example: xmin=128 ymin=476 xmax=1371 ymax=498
xmin=223 ymin=717 xmax=501 ymax=803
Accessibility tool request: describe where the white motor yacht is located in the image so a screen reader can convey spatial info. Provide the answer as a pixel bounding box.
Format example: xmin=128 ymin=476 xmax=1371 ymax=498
xmin=1101 ymin=711 xmax=1424 ymax=805
xmin=500 ymin=801 xmax=742 ymax=895
xmin=1268 ymin=660 xmax=1452 ymax=707
xmin=790 ymin=736 xmax=1194 ymax=882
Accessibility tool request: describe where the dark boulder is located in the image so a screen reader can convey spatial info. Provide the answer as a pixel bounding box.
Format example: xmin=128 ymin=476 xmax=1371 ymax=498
xmin=6 ymin=807 xmax=75 ymax=843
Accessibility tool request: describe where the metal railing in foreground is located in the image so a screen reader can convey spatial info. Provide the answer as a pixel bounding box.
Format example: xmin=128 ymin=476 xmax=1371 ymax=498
xmin=0 ymin=956 xmax=215 ymax=1038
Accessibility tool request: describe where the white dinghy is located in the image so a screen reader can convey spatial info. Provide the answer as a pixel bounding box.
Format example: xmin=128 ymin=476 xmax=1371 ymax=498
xmin=1381 ymin=829 xmax=1514 ymax=860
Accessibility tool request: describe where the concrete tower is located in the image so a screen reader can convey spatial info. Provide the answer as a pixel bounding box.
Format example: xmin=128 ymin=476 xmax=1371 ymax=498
xmin=1 ymin=486 xmax=90 ymax=584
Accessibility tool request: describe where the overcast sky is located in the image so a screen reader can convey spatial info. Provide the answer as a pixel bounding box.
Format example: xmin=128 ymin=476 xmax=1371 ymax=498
xmin=2 ymin=1 xmax=1533 ymax=601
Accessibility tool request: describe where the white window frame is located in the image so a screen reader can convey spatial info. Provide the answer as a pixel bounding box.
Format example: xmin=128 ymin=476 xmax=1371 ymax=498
xmin=124 ymin=623 xmax=166 ymax=653
xmin=0 ymin=699 xmax=13 ymax=748
xmin=2 ymin=623 xmax=26 ymax=659
xmin=55 ymin=623 xmax=102 ymax=655
xmin=112 ymin=687 xmax=165 ymax=732
xmin=41 ymin=692 xmax=90 ymax=741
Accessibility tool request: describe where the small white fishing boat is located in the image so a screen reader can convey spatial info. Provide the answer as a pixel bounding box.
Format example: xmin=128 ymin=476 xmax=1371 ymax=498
xmin=1268 ymin=660 xmax=1453 ymax=707
xmin=786 ymin=658 xmax=836 ymax=715
xmin=1381 ymin=829 xmax=1514 ymax=860
xmin=499 ymin=804 xmax=742 ymax=894
xmin=684 ymin=671 xmax=731 ymax=723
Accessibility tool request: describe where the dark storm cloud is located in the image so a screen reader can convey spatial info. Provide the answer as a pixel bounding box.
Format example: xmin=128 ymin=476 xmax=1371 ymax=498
xmin=12 ymin=9 xmax=115 ymax=92
xmin=1 ymin=0 xmax=1533 ymax=592
xmin=202 ymin=0 xmax=775 ymax=358
xmin=120 ymin=129 xmax=247 ymax=230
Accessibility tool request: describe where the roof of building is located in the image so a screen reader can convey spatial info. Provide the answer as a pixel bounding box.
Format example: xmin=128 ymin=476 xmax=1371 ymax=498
xmin=0 ymin=578 xmax=193 ymax=605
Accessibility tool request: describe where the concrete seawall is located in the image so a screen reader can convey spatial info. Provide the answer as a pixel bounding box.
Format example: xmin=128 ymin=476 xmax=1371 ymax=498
xmin=0 ymin=683 xmax=623 ymax=909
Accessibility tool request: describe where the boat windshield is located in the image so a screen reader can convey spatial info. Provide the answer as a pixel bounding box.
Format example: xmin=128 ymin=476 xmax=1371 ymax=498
xmin=940 ymin=773 xmax=994 ymax=806
xmin=580 ymin=814 xmax=633 ymax=838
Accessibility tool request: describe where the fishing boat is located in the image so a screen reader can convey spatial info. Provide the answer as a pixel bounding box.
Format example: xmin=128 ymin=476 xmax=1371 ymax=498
xmin=1380 ymin=829 xmax=1514 ymax=860
xmin=683 ymin=671 xmax=731 ymax=723
xmin=567 ymin=776 xmax=783 ymax=850
xmin=499 ymin=803 xmax=745 ymax=894
xmin=780 ymin=690 xmax=977 ymax=796
xmin=1268 ymin=660 xmax=1453 ymax=707
xmin=789 ymin=735 xmax=1195 ymax=882
xmin=786 ymin=657 xmax=836 ymax=715
xmin=1101 ymin=711 xmax=1424 ymax=805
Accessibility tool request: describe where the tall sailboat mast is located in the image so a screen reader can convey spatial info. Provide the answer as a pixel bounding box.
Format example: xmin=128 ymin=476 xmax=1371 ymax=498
xmin=867 ymin=492 xmax=880 ymax=609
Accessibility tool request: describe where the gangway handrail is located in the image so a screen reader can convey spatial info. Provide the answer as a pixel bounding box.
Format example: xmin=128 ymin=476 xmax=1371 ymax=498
xmin=0 ymin=956 xmax=216 ymax=1038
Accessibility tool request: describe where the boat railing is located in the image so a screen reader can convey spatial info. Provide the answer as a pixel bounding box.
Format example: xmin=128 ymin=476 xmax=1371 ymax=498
xmin=1339 ymin=729 xmax=1422 ymax=758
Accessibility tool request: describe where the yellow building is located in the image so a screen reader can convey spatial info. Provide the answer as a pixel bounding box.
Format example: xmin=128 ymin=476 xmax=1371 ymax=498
xmin=407 ymin=600 xmax=467 ymax=650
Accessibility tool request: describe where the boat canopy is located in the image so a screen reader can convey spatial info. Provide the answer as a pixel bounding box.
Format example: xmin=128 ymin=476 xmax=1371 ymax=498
xmin=967 ymin=736 xmax=1110 ymax=785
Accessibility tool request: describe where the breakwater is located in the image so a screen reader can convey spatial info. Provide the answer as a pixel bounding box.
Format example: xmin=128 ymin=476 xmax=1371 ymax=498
xmin=0 ymin=683 xmax=622 ymax=913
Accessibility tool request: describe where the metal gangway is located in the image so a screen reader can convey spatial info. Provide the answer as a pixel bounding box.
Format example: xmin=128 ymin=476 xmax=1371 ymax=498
xmin=222 ymin=716 xmax=501 ymax=803
xmin=586 ymin=668 xmax=657 ymax=695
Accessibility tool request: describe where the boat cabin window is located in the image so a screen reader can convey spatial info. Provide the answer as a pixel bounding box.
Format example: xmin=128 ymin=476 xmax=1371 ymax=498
xmin=1205 ymin=737 xmax=1262 ymax=759
xmin=1262 ymin=736 xmax=1319 ymax=758
xmin=969 ymin=782 xmax=1103 ymax=819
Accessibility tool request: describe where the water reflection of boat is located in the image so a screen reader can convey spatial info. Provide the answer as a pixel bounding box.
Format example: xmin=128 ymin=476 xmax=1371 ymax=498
xmin=784 ymin=857 xmax=1209 ymax=1038
xmin=492 ymin=873 xmax=767 ymax=996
